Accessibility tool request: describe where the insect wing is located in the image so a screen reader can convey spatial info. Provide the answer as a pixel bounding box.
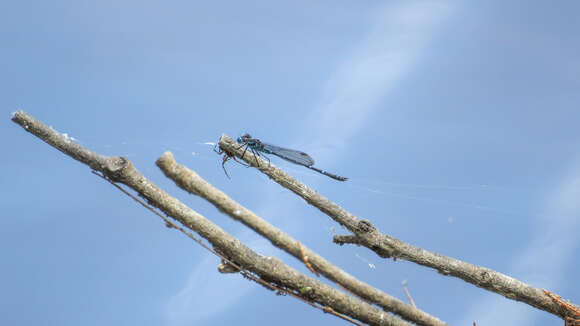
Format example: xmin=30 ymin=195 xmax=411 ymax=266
xmin=261 ymin=143 xmax=315 ymax=166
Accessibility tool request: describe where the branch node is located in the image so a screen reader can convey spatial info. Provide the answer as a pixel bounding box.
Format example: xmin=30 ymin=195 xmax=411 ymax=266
xmin=357 ymin=219 xmax=376 ymax=233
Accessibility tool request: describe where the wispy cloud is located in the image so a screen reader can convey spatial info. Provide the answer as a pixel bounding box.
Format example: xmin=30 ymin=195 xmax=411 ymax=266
xmin=309 ymin=1 xmax=453 ymax=148
xmin=164 ymin=254 xmax=254 ymax=326
xmin=163 ymin=234 xmax=278 ymax=325
xmin=458 ymin=160 xmax=580 ymax=325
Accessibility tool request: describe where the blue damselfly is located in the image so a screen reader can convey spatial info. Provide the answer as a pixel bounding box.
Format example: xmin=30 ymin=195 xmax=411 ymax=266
xmin=233 ymin=134 xmax=348 ymax=181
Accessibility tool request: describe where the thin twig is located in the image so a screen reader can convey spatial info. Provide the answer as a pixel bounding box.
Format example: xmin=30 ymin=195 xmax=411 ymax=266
xmin=403 ymin=287 xmax=416 ymax=308
xmin=297 ymin=241 xmax=320 ymax=277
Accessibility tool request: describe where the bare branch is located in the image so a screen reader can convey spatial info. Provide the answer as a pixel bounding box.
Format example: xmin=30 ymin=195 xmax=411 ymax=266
xmin=11 ymin=110 xmax=126 ymax=175
xmin=217 ymin=133 xmax=578 ymax=320
xmin=156 ymin=151 xmax=447 ymax=326
xmin=11 ymin=110 xmax=412 ymax=326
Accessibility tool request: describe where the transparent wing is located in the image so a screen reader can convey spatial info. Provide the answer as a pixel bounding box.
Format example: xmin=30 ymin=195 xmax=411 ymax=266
xmin=261 ymin=143 xmax=315 ymax=167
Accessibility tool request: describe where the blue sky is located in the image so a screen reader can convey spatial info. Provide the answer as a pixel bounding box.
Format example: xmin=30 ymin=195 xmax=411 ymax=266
xmin=3 ymin=1 xmax=580 ymax=325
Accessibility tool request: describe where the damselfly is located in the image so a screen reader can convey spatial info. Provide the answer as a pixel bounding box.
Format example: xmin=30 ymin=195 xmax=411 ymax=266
xmin=234 ymin=134 xmax=348 ymax=181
